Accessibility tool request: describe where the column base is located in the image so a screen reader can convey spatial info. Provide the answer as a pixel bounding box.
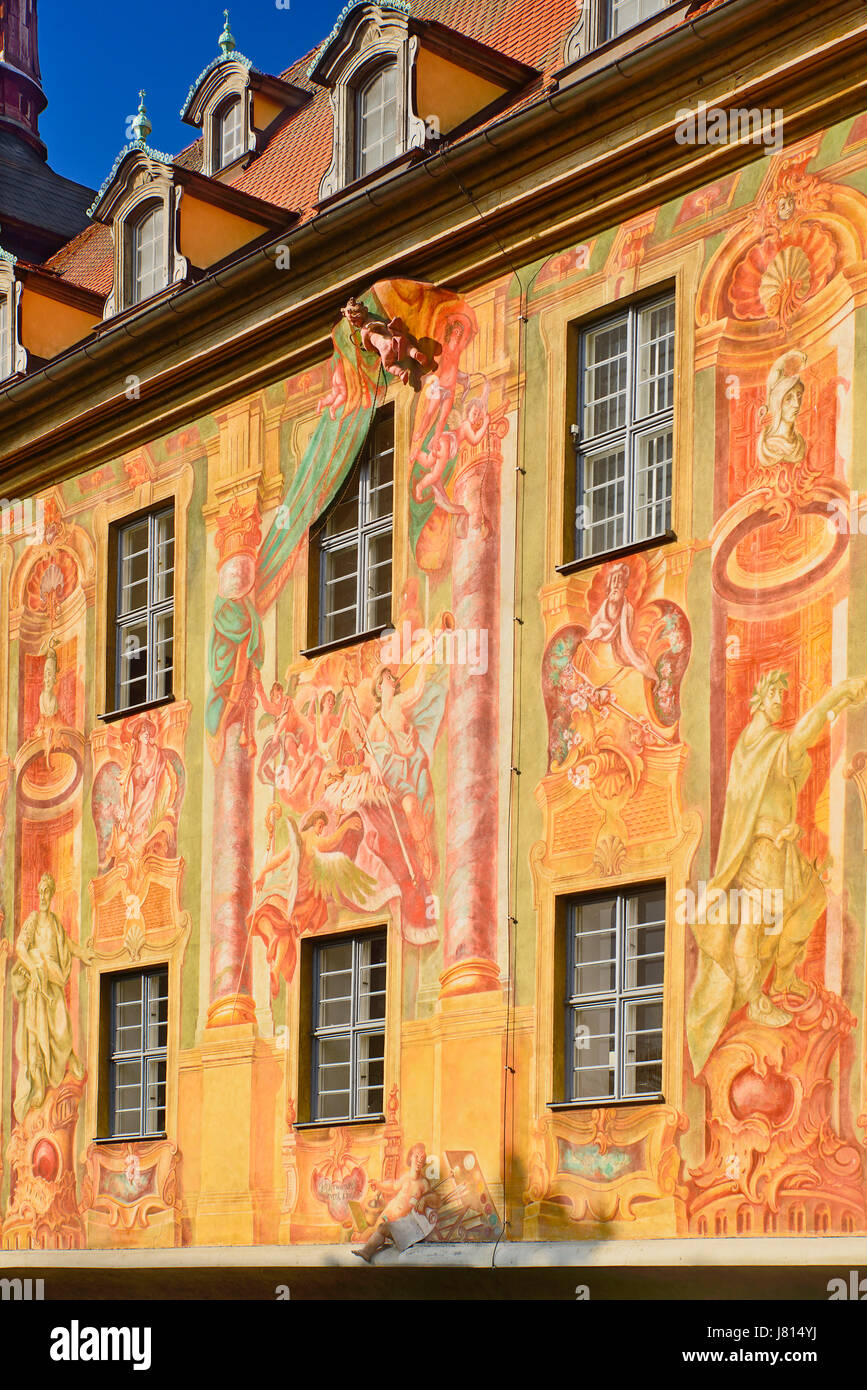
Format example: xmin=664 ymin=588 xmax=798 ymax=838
xmin=206 ymin=994 xmax=257 ymax=1028
xmin=438 ymin=956 xmax=501 ymax=999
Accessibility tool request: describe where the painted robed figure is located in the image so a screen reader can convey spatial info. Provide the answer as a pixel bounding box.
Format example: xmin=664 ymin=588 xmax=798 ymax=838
xmin=11 ymin=873 xmax=93 ymax=1122
xmin=688 ymin=670 xmax=867 ymax=1074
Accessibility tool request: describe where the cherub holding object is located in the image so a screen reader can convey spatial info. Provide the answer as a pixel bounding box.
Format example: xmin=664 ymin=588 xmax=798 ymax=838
xmin=412 ymin=387 xmax=491 ymax=513
xmin=353 ymin=1144 xmax=438 ymax=1262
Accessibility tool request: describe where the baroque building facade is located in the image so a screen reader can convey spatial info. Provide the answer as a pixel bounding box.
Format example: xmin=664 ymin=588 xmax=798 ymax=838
xmin=2 ymin=0 xmax=867 ymax=1294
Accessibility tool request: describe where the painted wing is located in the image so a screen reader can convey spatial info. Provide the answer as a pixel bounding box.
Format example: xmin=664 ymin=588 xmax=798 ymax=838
xmin=309 ymin=848 xmax=379 ymax=908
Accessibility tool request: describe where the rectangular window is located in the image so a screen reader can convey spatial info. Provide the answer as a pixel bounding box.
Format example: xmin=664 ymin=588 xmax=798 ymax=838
xmin=109 ymin=968 xmax=168 ymax=1138
xmin=605 ymin=0 xmax=668 ymax=40
xmin=565 ymin=885 xmax=665 ymax=1103
xmin=113 ymin=506 xmax=175 ymax=712
xmin=315 ymin=410 xmax=393 ymax=646
xmin=574 ymin=294 xmax=674 ymax=560
xmin=312 ymin=932 xmax=386 ymax=1122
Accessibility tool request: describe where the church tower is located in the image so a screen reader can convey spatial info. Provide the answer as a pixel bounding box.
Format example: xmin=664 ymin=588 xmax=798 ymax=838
xmin=0 ymin=0 xmax=46 ymax=152
xmin=0 ymin=0 xmax=93 ymax=261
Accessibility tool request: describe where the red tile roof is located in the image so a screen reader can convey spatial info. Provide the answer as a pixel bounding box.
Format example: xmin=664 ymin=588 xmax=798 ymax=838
xmin=43 ymin=0 xmax=726 ymax=292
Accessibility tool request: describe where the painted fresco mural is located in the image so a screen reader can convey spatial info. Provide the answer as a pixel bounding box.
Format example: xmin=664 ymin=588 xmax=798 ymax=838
xmin=7 ymin=121 xmax=867 ymax=1252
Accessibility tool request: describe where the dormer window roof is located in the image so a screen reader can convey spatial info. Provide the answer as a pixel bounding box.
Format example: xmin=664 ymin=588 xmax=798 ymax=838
xmin=180 ymin=10 xmax=309 ymax=178
xmin=88 ymin=92 xmax=297 ymax=320
xmin=310 ymin=1 xmax=538 ymax=204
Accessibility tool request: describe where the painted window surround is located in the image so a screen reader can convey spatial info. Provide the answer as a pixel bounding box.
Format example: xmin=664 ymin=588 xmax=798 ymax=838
xmin=531 ymin=243 xmax=704 ymax=1119
xmin=292 ymin=916 xmax=402 ymax=1130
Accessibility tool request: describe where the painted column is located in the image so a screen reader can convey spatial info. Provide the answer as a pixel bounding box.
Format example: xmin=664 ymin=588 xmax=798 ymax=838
xmin=440 ymin=443 xmax=502 ymax=998
xmin=205 ymin=501 xmax=262 ymax=1028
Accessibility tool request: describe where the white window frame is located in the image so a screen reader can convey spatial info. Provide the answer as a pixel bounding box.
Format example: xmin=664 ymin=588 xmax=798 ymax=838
xmin=114 ymin=506 xmax=175 ymax=713
xmin=315 ymin=410 xmax=394 ymax=646
xmin=126 ymin=199 xmax=167 ymax=307
xmin=108 ymin=967 xmax=169 ymax=1138
xmin=312 ymin=932 xmax=387 ymax=1122
xmin=574 ymin=292 xmax=675 ymax=560
xmin=354 ymin=62 xmax=399 ymax=179
xmin=566 ymin=886 xmax=666 ymax=1104
xmin=216 ymin=95 xmax=245 ymax=171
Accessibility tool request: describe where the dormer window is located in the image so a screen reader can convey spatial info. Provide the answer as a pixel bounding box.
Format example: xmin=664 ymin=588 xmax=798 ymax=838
xmin=0 ymin=251 xmax=25 ymax=380
xmin=0 ymin=293 xmax=10 ymax=380
xmin=356 ymin=64 xmax=398 ymax=179
xmin=216 ymin=96 xmax=244 ymax=170
xmin=128 ymin=201 xmax=166 ymax=305
xmin=181 ymin=14 xmax=309 ymax=178
xmin=311 ymin=2 xmax=537 ymax=204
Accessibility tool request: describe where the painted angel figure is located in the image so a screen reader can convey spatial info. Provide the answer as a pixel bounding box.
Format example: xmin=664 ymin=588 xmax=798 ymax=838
xmin=248 ymin=807 xmax=384 ymax=992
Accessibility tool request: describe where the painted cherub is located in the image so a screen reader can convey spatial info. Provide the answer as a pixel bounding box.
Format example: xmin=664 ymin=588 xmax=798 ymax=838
xmin=353 ymin=1144 xmax=438 ymax=1262
xmin=412 ymin=388 xmax=491 ymax=513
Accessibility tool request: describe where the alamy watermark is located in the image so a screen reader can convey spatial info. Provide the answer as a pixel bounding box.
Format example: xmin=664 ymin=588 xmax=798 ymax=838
xmin=674 ymin=882 xmax=783 ymax=936
xmin=0 ymin=496 xmax=44 ymax=547
xmin=675 ymin=101 xmax=784 ymax=154
xmin=379 ymin=620 xmax=488 ymax=677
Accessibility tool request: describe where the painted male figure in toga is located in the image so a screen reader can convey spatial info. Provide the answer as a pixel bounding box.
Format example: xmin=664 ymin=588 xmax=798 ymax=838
xmin=687 ymin=669 xmax=867 ymax=1074
xmin=11 ymin=873 xmax=93 ymax=1122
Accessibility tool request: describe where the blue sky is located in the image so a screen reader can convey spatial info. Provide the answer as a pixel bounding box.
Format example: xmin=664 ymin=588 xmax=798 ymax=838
xmin=39 ymin=0 xmax=334 ymax=191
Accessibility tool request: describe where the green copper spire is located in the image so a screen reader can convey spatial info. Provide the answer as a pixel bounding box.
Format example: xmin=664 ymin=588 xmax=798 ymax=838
xmin=131 ymin=90 xmax=152 ymax=143
xmin=219 ymin=9 xmax=236 ymax=56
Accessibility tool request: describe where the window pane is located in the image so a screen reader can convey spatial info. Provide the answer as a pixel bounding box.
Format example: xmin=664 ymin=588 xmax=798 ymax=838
xmin=571 ymin=898 xmax=617 ymax=997
xmin=113 ymin=1060 xmax=143 ymax=1135
xmin=367 ymin=422 xmax=394 ymax=522
xmin=365 ymin=531 xmax=392 ymax=630
xmin=220 ymin=99 xmax=243 ymax=167
xmin=624 ymin=1000 xmax=663 ymax=1096
xmin=583 ymin=319 xmax=627 ymax=438
xmin=154 ymin=512 xmax=175 ymax=603
xmin=571 ymin=1004 xmax=616 ymax=1100
xmin=325 ymin=477 xmax=360 ymax=538
xmin=145 ymin=1056 xmax=167 ymax=1133
xmin=633 ymin=428 xmax=672 ymax=540
xmin=358 ymin=64 xmax=399 ymax=177
xmin=119 ymin=521 xmax=150 ymax=615
xmin=636 ymin=299 xmax=675 ymax=418
xmin=133 ymin=205 xmax=165 ymax=303
xmin=356 ymin=1030 xmax=385 ymax=1116
xmin=322 ymin=542 xmax=359 ymax=644
xmin=580 ymin=447 xmax=626 ymax=556
xmin=316 ymin=1035 xmax=351 ymax=1120
xmin=153 ymin=611 xmax=174 ymax=701
xmin=608 ymin=0 xmax=667 ymax=38
xmin=356 ymin=935 xmax=387 ymax=1023
xmin=146 ymin=970 xmax=169 ymax=1051
xmin=118 ymin=620 xmax=149 ymax=709
xmin=624 ymin=889 xmax=665 ymax=989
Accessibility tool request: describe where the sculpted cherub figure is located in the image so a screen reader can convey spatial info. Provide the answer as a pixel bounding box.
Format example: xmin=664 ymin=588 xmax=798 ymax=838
xmin=342 ymin=297 xmax=432 ymax=386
